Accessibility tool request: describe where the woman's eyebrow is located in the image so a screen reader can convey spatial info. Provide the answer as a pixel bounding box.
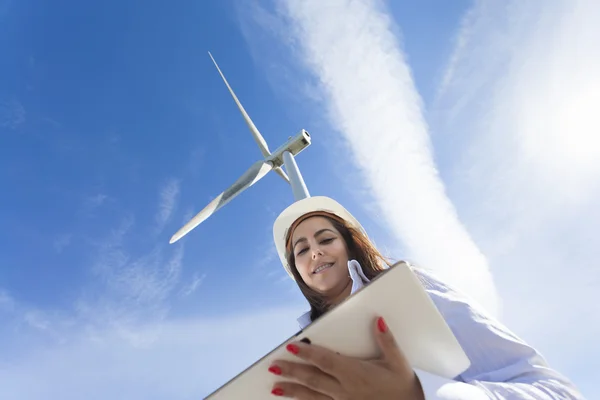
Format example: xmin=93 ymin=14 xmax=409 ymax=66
xmin=293 ymin=229 xmax=335 ymax=249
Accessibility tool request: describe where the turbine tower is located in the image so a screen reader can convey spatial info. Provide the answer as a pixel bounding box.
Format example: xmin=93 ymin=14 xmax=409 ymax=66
xmin=169 ymin=52 xmax=312 ymax=244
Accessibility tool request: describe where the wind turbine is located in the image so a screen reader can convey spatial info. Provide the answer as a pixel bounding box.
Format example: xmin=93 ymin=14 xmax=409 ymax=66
xmin=169 ymin=52 xmax=312 ymax=244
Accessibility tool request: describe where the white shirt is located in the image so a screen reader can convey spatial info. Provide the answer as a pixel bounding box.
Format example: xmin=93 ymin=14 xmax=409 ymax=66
xmin=296 ymin=260 xmax=583 ymax=399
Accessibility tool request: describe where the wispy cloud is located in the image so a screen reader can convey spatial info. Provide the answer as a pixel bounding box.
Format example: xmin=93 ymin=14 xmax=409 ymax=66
xmin=155 ymin=178 xmax=181 ymax=234
xmin=81 ymin=193 xmax=109 ymax=217
xmin=0 ymin=289 xmax=70 ymax=347
xmin=0 ymin=305 xmax=306 ymax=400
xmin=430 ymin=0 xmax=599 ymax=394
xmin=0 ymin=98 xmax=25 ymax=130
xmin=78 ymin=216 xmax=185 ymax=345
xmin=53 ymin=234 xmax=72 ymax=254
xmin=434 ymin=2 xmax=481 ymax=103
xmin=0 ymin=289 xmax=15 ymax=312
xmin=240 ymin=1 xmax=598 ymax=394
xmin=0 ymin=213 xmax=185 ymax=349
xmin=178 ymin=272 xmax=206 ymax=297
xmin=86 ymin=193 xmax=108 ymax=208
xmin=252 ymin=0 xmax=500 ymax=313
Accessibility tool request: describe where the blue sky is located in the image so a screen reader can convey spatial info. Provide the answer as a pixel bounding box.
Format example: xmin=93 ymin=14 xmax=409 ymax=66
xmin=1 ymin=0 xmax=598 ymax=398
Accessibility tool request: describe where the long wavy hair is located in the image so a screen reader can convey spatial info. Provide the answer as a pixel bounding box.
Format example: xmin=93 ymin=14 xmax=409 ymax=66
xmin=285 ymin=211 xmax=392 ymax=322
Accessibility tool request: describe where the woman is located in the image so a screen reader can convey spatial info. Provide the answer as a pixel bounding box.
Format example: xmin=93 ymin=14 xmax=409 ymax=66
xmin=266 ymin=196 xmax=583 ymax=399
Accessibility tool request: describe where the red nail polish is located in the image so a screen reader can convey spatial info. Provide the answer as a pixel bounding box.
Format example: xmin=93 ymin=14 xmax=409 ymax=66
xmin=377 ymin=316 xmax=387 ymax=333
xmin=286 ymin=344 xmax=299 ymax=354
xmin=272 ymin=387 xmax=284 ymax=396
xmin=268 ymin=365 xmax=282 ymax=375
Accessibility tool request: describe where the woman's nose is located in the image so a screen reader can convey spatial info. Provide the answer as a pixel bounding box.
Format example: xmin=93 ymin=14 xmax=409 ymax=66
xmin=312 ymin=249 xmax=324 ymax=259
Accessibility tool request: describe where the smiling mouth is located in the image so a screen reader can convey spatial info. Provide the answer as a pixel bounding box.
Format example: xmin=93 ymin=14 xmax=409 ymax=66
xmin=313 ymin=263 xmax=334 ymax=274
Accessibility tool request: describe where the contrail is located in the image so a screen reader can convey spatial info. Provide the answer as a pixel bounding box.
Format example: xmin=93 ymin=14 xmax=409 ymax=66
xmin=281 ymin=0 xmax=500 ymax=313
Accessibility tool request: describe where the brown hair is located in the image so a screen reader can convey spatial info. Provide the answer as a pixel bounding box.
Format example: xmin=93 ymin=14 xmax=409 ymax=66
xmin=285 ymin=211 xmax=392 ymax=322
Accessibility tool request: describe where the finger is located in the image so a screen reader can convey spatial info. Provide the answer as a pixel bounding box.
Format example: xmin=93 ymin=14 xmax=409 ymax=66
xmin=374 ymin=316 xmax=412 ymax=372
xmin=271 ymin=381 xmax=332 ymax=400
xmin=269 ymin=360 xmax=340 ymax=397
xmin=284 ymin=342 xmax=349 ymax=379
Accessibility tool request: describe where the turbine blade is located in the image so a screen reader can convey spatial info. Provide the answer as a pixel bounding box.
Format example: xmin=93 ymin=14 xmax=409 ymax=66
xmin=274 ymin=166 xmax=290 ymax=183
xmin=169 ymin=161 xmax=273 ymax=244
xmin=208 ymin=52 xmax=271 ymax=158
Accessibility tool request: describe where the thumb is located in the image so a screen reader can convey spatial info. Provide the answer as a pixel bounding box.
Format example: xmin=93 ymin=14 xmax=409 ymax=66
xmin=374 ymin=316 xmax=412 ymax=373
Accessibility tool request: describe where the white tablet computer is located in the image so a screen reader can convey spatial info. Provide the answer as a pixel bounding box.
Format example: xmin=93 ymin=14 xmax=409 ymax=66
xmin=204 ymin=261 xmax=470 ymax=399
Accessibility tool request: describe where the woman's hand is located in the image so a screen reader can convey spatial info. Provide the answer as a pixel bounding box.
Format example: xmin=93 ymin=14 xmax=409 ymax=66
xmin=268 ymin=316 xmax=425 ymax=399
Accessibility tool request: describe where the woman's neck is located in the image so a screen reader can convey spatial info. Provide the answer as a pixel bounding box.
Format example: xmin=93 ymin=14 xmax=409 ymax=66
xmin=326 ymin=277 xmax=353 ymax=307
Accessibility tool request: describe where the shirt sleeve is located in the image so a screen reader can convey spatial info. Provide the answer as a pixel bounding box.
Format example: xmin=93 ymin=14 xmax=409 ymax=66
xmin=409 ymin=267 xmax=584 ymax=399
xmin=414 ymin=368 xmax=491 ymax=399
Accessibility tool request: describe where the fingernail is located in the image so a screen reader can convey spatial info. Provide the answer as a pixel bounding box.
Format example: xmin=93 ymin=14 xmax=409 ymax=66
xmin=268 ymin=365 xmax=282 ymax=375
xmin=272 ymin=387 xmax=284 ymax=396
xmin=377 ymin=316 xmax=387 ymax=333
xmin=286 ymin=344 xmax=299 ymax=354
xmin=300 ymin=337 xmax=311 ymax=344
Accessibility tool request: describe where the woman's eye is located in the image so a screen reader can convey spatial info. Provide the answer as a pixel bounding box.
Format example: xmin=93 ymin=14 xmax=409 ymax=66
xmin=296 ymin=248 xmax=308 ymax=256
xmin=321 ymin=238 xmax=334 ymax=244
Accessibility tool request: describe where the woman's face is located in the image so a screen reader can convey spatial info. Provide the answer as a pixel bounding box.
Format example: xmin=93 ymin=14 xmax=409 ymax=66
xmin=290 ymin=216 xmax=351 ymax=296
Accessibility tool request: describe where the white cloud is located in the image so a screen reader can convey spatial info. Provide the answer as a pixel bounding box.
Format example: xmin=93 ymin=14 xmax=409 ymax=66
xmin=0 ymin=306 xmax=306 ymax=400
xmin=429 ymin=0 xmax=600 ymax=395
xmin=82 ymin=193 xmax=109 ymax=215
xmin=262 ymin=0 xmax=500 ymax=314
xmin=178 ymin=272 xmax=206 ymax=297
xmin=7 ymin=180 xmax=187 ymax=354
xmin=0 ymin=289 xmax=73 ymax=349
xmin=432 ymin=0 xmax=600 ymax=317
xmin=0 ymin=213 xmax=303 ymax=399
xmin=0 ymin=290 xmax=16 ymax=317
xmin=53 ymin=234 xmax=72 ymax=254
xmin=55 ymin=215 xmax=186 ymax=348
xmin=156 ymin=178 xmax=181 ymax=233
xmin=0 ymin=98 xmax=25 ymax=129
xmin=239 ymin=0 xmax=598 ymax=394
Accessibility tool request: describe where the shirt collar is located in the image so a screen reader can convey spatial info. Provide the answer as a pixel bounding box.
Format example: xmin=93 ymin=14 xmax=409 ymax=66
xmin=296 ymin=259 xmax=371 ymax=329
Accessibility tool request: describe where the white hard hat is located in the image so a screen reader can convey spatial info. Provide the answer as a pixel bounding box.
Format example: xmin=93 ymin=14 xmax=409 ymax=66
xmin=272 ymin=196 xmax=367 ymax=279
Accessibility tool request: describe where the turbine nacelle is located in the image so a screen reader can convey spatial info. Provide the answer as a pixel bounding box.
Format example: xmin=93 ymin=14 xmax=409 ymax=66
xmin=265 ymin=130 xmax=311 ymax=168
